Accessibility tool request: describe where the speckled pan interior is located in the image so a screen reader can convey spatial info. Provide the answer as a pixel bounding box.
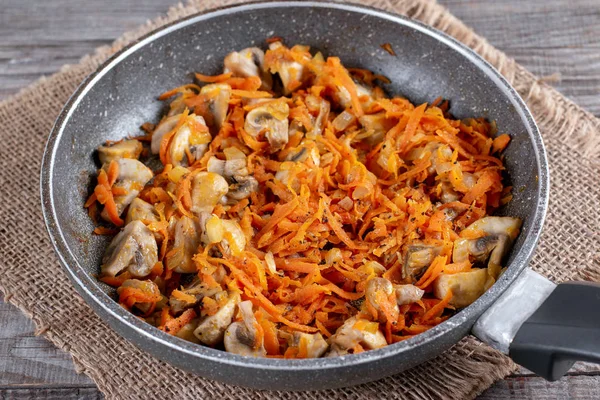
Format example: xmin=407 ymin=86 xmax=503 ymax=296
xmin=41 ymin=1 xmax=548 ymax=391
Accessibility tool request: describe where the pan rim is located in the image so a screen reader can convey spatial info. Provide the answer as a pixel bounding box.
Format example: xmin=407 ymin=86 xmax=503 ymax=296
xmin=40 ymin=0 xmax=549 ymax=372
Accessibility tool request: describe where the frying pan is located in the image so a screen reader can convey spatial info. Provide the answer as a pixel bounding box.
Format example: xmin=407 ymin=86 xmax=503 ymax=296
xmin=40 ymin=1 xmax=600 ymax=391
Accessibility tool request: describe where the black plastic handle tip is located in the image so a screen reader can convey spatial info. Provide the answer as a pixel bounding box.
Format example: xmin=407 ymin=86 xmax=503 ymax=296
xmin=509 ymin=281 xmax=600 ymax=381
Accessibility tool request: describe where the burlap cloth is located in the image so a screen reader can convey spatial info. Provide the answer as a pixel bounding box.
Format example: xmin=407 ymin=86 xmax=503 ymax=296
xmin=1 ymin=0 xmax=599 ymax=398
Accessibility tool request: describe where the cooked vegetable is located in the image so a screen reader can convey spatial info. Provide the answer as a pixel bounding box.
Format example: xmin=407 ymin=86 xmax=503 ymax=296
xmin=194 ymin=291 xmax=240 ymax=346
xmin=101 ymin=220 xmax=158 ymax=277
xmin=224 ymin=300 xmax=267 ymax=356
xmin=86 ymin=40 xmax=520 ymax=359
xmin=98 ymin=139 xmax=143 ymax=164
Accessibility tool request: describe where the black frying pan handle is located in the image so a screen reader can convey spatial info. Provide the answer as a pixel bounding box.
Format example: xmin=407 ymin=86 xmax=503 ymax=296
xmin=509 ymin=281 xmax=600 ymax=381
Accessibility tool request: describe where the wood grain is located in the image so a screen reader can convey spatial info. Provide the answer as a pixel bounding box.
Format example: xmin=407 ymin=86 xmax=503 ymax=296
xmin=1 ymin=0 xmax=599 ymax=115
xmin=0 ymin=0 xmax=599 ymax=398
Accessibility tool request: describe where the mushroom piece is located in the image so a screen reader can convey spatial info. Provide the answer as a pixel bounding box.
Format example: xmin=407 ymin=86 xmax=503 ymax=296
xmin=223 ymin=47 xmax=272 ymax=90
xmin=168 ymin=115 xmax=211 ymax=167
xmin=358 ymin=113 xmax=395 ymax=145
xmin=244 ymin=99 xmax=290 ymax=151
xmin=100 ymin=159 xmax=153 ymax=222
xmin=101 ymin=220 xmax=158 ymax=277
xmin=169 ymin=279 xmax=221 ymax=315
xmin=97 ymin=139 xmax=143 ymax=164
xmin=266 ymin=41 xmax=308 ymax=95
xmin=117 ymin=279 xmax=161 ymax=314
xmin=206 ymin=148 xmax=259 ymax=202
xmin=207 ymin=148 xmax=248 ymax=178
xmin=125 ymin=198 xmax=159 ymax=225
xmin=307 ymin=99 xmax=330 ymax=139
xmin=194 ymin=291 xmax=241 ymax=346
xmin=228 ymin=175 xmax=259 ymax=202
xmin=433 ymin=268 xmax=489 ymax=308
xmin=167 ymin=95 xmax=187 ymax=117
xmin=335 ymin=80 xmax=375 ymax=111
xmin=327 ymin=317 xmax=387 ymax=356
xmin=151 ymin=114 xmax=180 ymax=154
xmin=199 ymin=83 xmax=232 ymax=134
xmin=166 ymin=216 xmax=200 ymax=273
xmin=365 ymin=277 xmax=400 ymax=323
xmin=190 ymin=172 xmax=229 ymax=214
xmin=175 ymin=318 xmax=201 ymax=344
xmin=402 ymin=244 xmax=443 ymax=281
xmin=150 ymin=114 xmax=211 ymax=160
xmin=284 ymin=145 xmax=320 ymax=166
xmin=453 ymin=216 xmax=522 ymax=278
xmin=393 ymin=284 xmax=425 ymax=306
xmin=224 ymin=300 xmax=267 ymax=357
xmin=282 ymin=332 xmax=329 ymax=358
xmin=204 ymin=215 xmax=246 ymax=256
xmin=222 ymin=147 xmax=248 ymax=176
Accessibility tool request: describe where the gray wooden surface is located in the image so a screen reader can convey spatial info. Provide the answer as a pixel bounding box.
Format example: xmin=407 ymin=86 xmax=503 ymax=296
xmin=1 ymin=0 xmax=599 ymax=398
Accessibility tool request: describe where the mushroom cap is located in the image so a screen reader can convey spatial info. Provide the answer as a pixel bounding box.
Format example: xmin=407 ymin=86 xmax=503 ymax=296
xmin=101 ymin=220 xmax=158 ymax=277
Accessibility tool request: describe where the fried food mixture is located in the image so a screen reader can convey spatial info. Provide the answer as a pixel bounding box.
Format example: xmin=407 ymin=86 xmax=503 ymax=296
xmin=86 ymin=40 xmax=521 ymax=358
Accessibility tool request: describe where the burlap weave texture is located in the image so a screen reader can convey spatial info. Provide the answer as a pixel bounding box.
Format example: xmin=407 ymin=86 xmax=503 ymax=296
xmin=1 ymin=0 xmax=599 ymax=399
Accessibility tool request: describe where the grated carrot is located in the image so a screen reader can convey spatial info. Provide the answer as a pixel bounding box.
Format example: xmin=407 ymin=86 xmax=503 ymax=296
xmin=85 ymin=40 xmax=517 ymax=359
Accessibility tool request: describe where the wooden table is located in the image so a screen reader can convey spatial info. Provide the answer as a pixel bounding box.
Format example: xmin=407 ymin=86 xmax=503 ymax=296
xmin=1 ymin=1 xmax=599 ymax=398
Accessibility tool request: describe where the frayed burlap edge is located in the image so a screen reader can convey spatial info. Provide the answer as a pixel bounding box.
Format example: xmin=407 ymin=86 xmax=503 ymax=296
xmin=1 ymin=0 xmax=599 ymax=399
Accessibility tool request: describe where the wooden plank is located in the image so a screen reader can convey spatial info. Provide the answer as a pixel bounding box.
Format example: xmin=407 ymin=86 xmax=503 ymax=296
xmin=439 ymin=0 xmax=600 ymax=116
xmin=0 ymin=294 xmax=93 ymax=386
xmin=479 ymin=376 xmax=600 ymax=400
xmin=0 ymin=386 xmax=102 ymax=400
xmin=0 ymin=0 xmax=599 ymax=398
xmin=0 ymin=0 xmax=599 ymax=115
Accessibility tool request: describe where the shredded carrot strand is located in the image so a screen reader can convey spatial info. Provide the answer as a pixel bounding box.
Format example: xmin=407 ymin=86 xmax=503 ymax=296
xmin=85 ymin=41 xmax=516 ymax=359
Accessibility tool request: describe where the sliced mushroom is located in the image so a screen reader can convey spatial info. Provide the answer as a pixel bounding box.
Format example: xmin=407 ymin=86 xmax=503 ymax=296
xmin=151 ymin=114 xmax=180 ymax=154
xmin=204 ymin=215 xmax=246 ymax=255
xmin=194 ymin=291 xmax=241 ymax=346
xmin=266 ymin=41 xmax=308 ymax=95
xmin=224 ymin=300 xmax=267 ymax=357
xmin=285 ymin=145 xmax=320 ymax=166
xmin=358 ymin=113 xmax=395 ymax=145
xmin=453 ymin=216 xmax=522 ymax=278
xmin=222 ymin=147 xmax=248 ymax=176
xmin=307 ymin=99 xmax=330 ymax=139
xmin=206 ymin=156 xmax=226 ymax=176
xmin=125 ymin=198 xmax=159 ymax=225
xmin=166 ymin=216 xmax=200 ymax=273
xmin=327 ymin=317 xmax=386 ymax=356
xmin=228 ymin=175 xmax=259 ymax=202
xmin=169 ymin=115 xmax=211 ymax=167
xmin=169 ymin=279 xmax=220 ymax=315
xmin=100 ymin=159 xmax=153 ymax=222
xmin=101 ymin=220 xmax=158 ymax=277
xmin=393 ymin=284 xmax=425 ymax=306
xmin=282 ymin=332 xmax=329 ymax=358
xmin=402 ymin=244 xmax=443 ymax=281
xmin=224 ymin=47 xmax=272 ymax=90
xmin=117 ymin=279 xmax=161 ymax=314
xmin=365 ymin=277 xmax=400 ymax=322
xmin=244 ymin=99 xmax=290 ymax=151
xmin=97 ymin=139 xmax=143 ymax=165
xmin=199 ymin=83 xmax=231 ymax=134
xmin=190 ymin=172 xmax=229 ymax=214
xmin=167 ymin=94 xmax=187 ymax=117
xmin=335 ymin=80 xmax=375 ymax=110
xmin=207 ymin=147 xmax=252 ymax=185
xmin=433 ymin=268 xmax=489 ymax=308
xmin=175 ymin=318 xmax=201 ymax=344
